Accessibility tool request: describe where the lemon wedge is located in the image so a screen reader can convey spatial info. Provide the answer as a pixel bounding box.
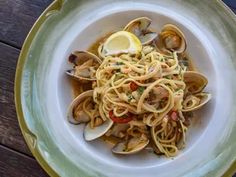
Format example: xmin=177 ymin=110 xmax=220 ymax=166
xmin=101 ymin=31 xmax=142 ymax=56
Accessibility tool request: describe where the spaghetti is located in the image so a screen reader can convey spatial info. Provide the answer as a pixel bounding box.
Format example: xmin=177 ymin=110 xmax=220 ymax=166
xmin=67 ymin=17 xmax=211 ymax=157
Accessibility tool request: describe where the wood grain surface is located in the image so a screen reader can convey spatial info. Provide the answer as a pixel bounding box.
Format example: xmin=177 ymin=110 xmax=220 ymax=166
xmin=0 ymin=0 xmax=235 ymax=177
xmin=0 ymin=144 xmax=48 ymax=177
xmin=0 ymin=0 xmax=52 ymax=176
xmin=0 ymin=0 xmax=53 ymax=48
xmin=0 ymin=43 xmax=32 ymax=156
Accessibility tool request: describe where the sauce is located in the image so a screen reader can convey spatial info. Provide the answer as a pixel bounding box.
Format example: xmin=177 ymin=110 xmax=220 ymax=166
xmin=70 ymin=79 xmax=92 ymax=97
xmin=182 ymin=54 xmax=197 ymax=71
xmin=88 ymin=32 xmax=114 ymax=56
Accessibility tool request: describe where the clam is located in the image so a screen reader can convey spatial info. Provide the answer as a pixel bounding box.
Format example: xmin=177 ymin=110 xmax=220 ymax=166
xmin=84 ymin=118 xmax=113 ymax=141
xmin=67 ymin=90 xmax=94 ymax=124
xmin=184 ymin=71 xmax=208 ymax=94
xmin=124 ymin=17 xmax=157 ymax=45
xmin=67 ymin=90 xmax=114 ymax=140
xmin=112 ymin=134 xmax=149 ymax=154
xmin=156 ymin=24 xmax=186 ymax=54
xmin=66 ymin=51 xmax=102 ymax=81
xmin=182 ymin=92 xmax=211 ymax=112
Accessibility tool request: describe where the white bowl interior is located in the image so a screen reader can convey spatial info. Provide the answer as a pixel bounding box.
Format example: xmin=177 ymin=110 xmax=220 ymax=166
xmin=54 ymin=9 xmax=217 ymax=167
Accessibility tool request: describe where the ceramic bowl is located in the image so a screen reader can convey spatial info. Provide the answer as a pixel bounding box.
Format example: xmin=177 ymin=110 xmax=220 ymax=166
xmin=15 ymin=0 xmax=236 ymax=176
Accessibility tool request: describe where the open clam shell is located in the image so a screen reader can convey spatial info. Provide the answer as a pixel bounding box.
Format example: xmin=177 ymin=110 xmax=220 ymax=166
xmin=84 ymin=118 xmax=113 ymax=141
xmin=157 ymin=24 xmax=186 ymax=54
xmin=66 ymin=68 xmax=96 ymax=82
xmin=66 ymin=51 xmax=102 ymax=81
xmin=68 ymin=51 xmax=102 ymax=65
xmin=112 ymin=134 xmax=149 ymax=154
xmin=124 ymin=17 xmax=157 ymax=45
xmin=182 ymin=92 xmax=212 ymax=112
xmin=184 ymin=71 xmax=208 ymax=94
xmin=67 ymin=89 xmax=113 ymax=140
xmin=67 ymin=90 xmax=94 ymax=124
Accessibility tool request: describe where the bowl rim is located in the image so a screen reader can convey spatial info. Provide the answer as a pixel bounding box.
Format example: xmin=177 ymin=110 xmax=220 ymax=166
xmin=14 ymin=0 xmax=236 ymax=177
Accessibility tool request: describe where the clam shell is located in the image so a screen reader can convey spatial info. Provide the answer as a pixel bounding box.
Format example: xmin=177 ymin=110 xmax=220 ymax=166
xmin=139 ymin=32 xmax=158 ymax=45
xmin=66 ymin=68 xmax=96 ymax=81
xmin=69 ymin=51 xmax=102 ymax=65
xmin=66 ymin=51 xmax=101 ymax=81
xmin=157 ymin=24 xmax=186 ymax=53
xmin=182 ymin=92 xmax=212 ymax=112
xmin=84 ymin=118 xmax=113 ymax=141
xmin=184 ymin=71 xmax=208 ymax=94
xmin=67 ymin=90 xmax=93 ymax=124
xmin=124 ymin=17 xmax=157 ymax=45
xmin=124 ymin=17 xmax=152 ymax=35
xmin=112 ymin=136 xmax=149 ymax=154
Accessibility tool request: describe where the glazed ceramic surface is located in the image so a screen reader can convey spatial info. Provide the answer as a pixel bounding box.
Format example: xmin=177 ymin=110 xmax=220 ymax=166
xmin=15 ymin=0 xmax=236 ymax=176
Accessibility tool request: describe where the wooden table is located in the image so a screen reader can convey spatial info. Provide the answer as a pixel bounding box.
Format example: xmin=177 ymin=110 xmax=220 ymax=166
xmin=0 ymin=1 xmax=235 ymax=176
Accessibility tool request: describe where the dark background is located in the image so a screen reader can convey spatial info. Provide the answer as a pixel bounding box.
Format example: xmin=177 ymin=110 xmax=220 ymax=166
xmin=0 ymin=0 xmax=235 ymax=177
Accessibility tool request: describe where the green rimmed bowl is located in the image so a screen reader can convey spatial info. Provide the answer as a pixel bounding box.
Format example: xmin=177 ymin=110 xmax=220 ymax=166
xmin=15 ymin=0 xmax=236 ymax=176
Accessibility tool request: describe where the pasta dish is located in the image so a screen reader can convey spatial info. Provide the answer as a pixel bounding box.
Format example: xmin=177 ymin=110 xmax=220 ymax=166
xmin=66 ymin=17 xmax=211 ymax=157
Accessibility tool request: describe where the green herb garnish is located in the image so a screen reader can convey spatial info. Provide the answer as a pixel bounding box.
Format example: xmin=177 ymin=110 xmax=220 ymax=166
xmin=164 ymin=76 xmax=171 ymax=79
xmin=128 ymin=94 xmax=133 ymax=102
xmin=137 ymin=86 xmax=145 ymax=95
xmin=116 ymin=62 xmax=124 ymax=65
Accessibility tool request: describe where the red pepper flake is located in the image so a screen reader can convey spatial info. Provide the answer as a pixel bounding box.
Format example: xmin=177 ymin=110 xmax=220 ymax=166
xmin=109 ymin=110 xmax=133 ymax=124
xmin=130 ymin=82 xmax=139 ymax=91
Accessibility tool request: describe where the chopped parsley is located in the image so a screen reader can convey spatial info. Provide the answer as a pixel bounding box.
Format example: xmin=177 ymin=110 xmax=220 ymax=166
xmin=116 ymin=62 xmax=124 ymax=65
xmin=137 ymin=86 xmax=145 ymax=95
xmin=164 ymin=76 xmax=171 ymax=79
xmin=176 ymin=88 xmax=181 ymax=92
xmin=128 ymin=94 xmax=134 ymax=102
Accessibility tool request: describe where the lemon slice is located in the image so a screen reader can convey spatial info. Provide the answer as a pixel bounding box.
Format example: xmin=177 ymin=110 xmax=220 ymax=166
xmin=101 ymin=31 xmax=142 ymax=56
